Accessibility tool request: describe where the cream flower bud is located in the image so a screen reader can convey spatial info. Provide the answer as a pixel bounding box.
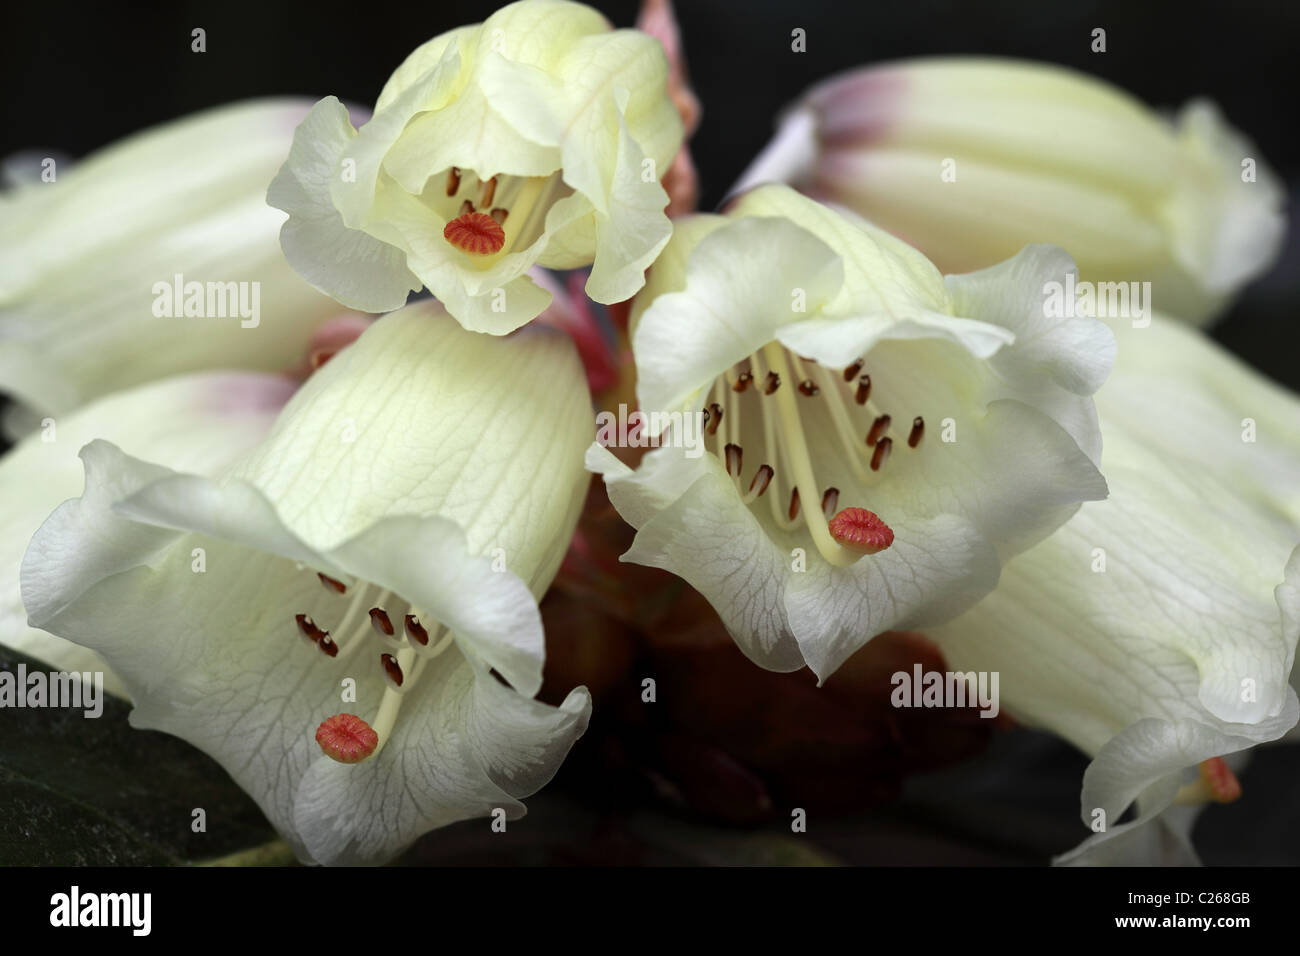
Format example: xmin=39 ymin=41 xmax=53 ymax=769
xmin=269 ymin=0 xmax=684 ymax=334
xmin=1 ymin=371 xmax=295 ymax=699
xmin=0 ymin=99 xmax=352 ymax=433
xmin=589 ymin=184 xmax=1112 ymax=681
xmin=736 ymin=58 xmax=1284 ymax=324
xmin=928 ymin=322 xmax=1300 ymax=866
xmin=22 ymin=303 xmax=594 ymax=865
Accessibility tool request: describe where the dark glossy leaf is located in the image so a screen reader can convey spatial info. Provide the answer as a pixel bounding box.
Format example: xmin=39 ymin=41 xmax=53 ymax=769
xmin=0 ymin=647 xmax=279 ymax=865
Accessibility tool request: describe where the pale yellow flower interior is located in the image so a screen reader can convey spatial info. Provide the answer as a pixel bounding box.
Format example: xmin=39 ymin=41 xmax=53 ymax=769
xmin=701 ymin=342 xmax=923 ymax=568
xmin=297 ymin=571 xmax=458 ymax=761
xmin=430 ymin=165 xmax=573 ymax=267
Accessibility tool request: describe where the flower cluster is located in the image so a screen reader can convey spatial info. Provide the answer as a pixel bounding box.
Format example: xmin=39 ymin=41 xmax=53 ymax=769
xmin=3 ymin=0 xmax=1296 ymax=867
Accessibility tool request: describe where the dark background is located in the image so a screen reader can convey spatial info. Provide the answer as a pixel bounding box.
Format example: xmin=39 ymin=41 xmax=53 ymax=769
xmin=4 ymin=0 xmax=1298 ymax=388
xmin=3 ymin=0 xmax=1298 ymax=865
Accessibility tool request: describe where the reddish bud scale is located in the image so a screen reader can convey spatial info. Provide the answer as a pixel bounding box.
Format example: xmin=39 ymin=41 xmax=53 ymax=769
xmin=316 ymin=713 xmax=379 ymax=763
xmin=309 ymin=348 xmax=338 ymax=370
xmin=828 ymin=507 xmax=895 ymax=554
xmin=444 ymin=211 xmax=506 ymax=255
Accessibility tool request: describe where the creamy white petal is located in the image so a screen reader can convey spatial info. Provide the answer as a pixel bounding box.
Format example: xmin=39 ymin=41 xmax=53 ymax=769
xmin=270 ymin=1 xmax=683 ymax=333
xmin=931 ymin=425 xmax=1300 ymax=864
xmin=2 ymin=100 xmax=348 ymax=422
xmin=294 ymin=661 xmax=590 ymax=866
xmin=0 ymin=372 xmax=293 ymax=697
xmin=764 ymin=57 xmax=1286 ymax=324
xmin=268 ymin=96 xmax=421 ymax=313
xmin=1099 ymin=313 xmax=1300 ymax=526
xmin=633 ymin=216 xmax=843 ymax=421
xmin=21 ymin=304 xmax=594 ymax=864
xmin=600 ymin=185 xmax=1110 ymax=676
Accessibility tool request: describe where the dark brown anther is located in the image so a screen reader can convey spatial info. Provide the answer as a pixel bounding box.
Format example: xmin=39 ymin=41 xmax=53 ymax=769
xmin=369 ymin=607 xmax=394 ymax=638
xmin=446 ymin=167 xmax=461 ymax=196
xmin=318 ymin=635 xmax=339 ymax=658
xmin=867 ymin=414 xmax=891 ymax=447
xmin=707 ymin=403 xmax=723 ymax=436
xmin=317 ymin=573 xmax=347 ymax=595
xmin=724 ymin=443 xmax=743 ymax=477
xmin=908 ymin=416 xmax=924 ymax=448
xmin=479 ymin=176 xmax=497 ymax=208
xmin=788 ymin=487 xmax=801 ymax=521
xmin=404 ymin=614 xmax=429 ymax=646
xmin=459 ymin=199 xmax=475 ymax=216
xmin=764 ymin=371 xmax=781 ymax=395
xmin=381 ymin=653 xmax=404 ymax=688
xmin=489 ymin=207 xmax=508 ymax=224
xmin=821 ymin=487 xmax=839 ymax=519
xmin=733 ymin=371 xmax=753 ymax=393
xmin=798 ymin=379 xmax=819 ymax=397
xmin=843 ymin=359 xmax=864 ymax=382
xmin=296 ymin=613 xmax=324 ymax=644
xmin=871 ymin=436 xmax=893 ymax=472
xmin=749 ymin=464 xmax=774 ymax=497
xmin=855 ymin=374 xmax=872 ymax=405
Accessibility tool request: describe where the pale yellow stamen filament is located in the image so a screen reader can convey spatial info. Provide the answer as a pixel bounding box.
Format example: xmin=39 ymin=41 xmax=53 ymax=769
xmin=749 ymin=349 xmax=794 ymax=529
xmin=813 ymin=364 xmax=871 ymax=483
xmin=334 ymin=585 xmax=385 ymax=660
xmin=763 ymin=345 xmax=862 ymax=567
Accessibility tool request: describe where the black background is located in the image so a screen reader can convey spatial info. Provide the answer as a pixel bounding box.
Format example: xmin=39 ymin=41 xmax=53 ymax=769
xmin=4 ymin=0 xmax=1298 ymax=388
xmin=2 ymin=0 xmax=1299 ymax=866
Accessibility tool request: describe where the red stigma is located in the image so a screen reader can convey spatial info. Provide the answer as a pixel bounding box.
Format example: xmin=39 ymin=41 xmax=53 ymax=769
xmin=315 ymin=713 xmax=379 ymax=764
xmin=828 ymin=507 xmax=895 ymax=554
xmin=444 ymin=211 xmax=506 ymax=255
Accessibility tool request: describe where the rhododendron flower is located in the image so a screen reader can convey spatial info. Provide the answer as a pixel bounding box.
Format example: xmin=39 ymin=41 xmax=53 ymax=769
xmin=588 ymin=184 xmax=1112 ymax=680
xmin=736 ymin=58 xmax=1285 ymax=324
xmin=0 ymin=99 xmax=352 ymax=435
xmin=22 ymin=303 xmax=593 ymax=865
xmin=929 ymin=342 xmax=1300 ymax=864
xmin=268 ymin=0 xmax=684 ymax=334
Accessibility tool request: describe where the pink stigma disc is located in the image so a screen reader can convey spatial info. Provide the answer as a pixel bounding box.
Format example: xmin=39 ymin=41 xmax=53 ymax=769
xmin=315 ymin=713 xmax=379 ymax=764
xmin=443 ymin=211 xmax=506 ymax=255
xmin=828 ymin=507 xmax=895 ymax=554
